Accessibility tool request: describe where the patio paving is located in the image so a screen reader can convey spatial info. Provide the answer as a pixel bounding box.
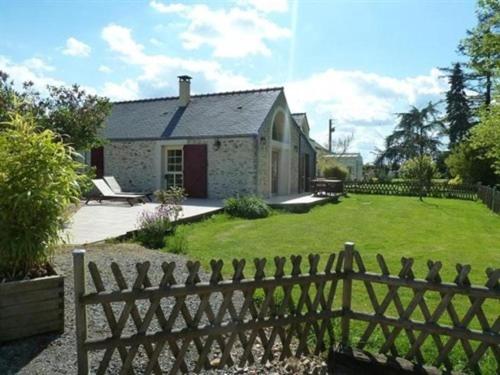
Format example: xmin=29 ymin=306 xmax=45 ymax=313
xmin=64 ymin=198 xmax=223 ymax=245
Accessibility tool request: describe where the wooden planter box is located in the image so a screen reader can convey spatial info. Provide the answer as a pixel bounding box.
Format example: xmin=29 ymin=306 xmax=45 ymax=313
xmin=0 ymin=272 xmax=64 ymax=342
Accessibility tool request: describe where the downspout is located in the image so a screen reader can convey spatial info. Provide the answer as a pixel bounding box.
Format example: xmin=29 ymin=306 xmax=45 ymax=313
xmin=298 ymin=133 xmax=302 ymax=193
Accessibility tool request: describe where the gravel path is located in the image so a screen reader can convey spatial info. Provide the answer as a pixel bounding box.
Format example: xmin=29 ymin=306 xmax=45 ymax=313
xmin=0 ymin=244 xmax=349 ymax=374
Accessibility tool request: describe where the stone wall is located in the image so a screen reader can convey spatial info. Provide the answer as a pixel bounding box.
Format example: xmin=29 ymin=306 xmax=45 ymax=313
xmin=256 ymin=92 xmax=302 ymax=197
xmin=103 ymin=141 xmax=158 ymax=192
xmin=185 ymin=137 xmax=258 ymax=199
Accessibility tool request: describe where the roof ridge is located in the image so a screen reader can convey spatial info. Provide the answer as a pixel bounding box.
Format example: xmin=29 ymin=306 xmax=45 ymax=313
xmin=113 ymin=86 xmax=284 ymax=105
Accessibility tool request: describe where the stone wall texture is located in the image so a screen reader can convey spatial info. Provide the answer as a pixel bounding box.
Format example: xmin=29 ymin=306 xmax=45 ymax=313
xmin=104 ymin=141 xmax=157 ymax=192
xmin=185 ymin=137 xmax=257 ymax=199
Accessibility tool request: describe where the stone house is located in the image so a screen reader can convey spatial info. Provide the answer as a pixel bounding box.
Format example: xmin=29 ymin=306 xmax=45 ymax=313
xmin=90 ymin=76 xmax=316 ymax=199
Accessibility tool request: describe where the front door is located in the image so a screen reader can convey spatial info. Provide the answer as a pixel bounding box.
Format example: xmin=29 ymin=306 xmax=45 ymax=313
xmin=183 ymin=144 xmax=207 ymax=198
xmin=271 ymin=150 xmax=279 ymax=194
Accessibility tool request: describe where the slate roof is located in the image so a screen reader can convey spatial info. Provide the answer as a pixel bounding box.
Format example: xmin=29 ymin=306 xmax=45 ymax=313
xmin=104 ymin=87 xmax=283 ymax=140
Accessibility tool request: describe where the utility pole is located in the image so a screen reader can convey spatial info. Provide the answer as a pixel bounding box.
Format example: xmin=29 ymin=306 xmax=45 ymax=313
xmin=328 ymin=119 xmax=335 ymax=153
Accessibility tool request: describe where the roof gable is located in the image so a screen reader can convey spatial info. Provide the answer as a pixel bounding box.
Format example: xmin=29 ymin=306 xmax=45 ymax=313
xmin=104 ymin=87 xmax=283 ymax=140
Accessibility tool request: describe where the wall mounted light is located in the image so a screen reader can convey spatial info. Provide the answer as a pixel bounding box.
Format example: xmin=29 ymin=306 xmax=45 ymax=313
xmin=260 ymin=136 xmax=266 ymax=145
xmin=213 ymin=139 xmax=221 ymax=151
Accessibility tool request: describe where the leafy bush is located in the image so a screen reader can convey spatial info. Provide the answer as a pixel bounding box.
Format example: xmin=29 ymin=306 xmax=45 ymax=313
xmin=0 ymin=112 xmax=86 ymax=280
xmin=135 ymin=211 xmax=171 ymax=249
xmin=224 ymin=196 xmax=271 ymax=219
xmin=155 ymin=186 xmax=185 ymax=221
xmin=323 ymin=164 xmax=348 ymax=180
xmin=400 ymin=156 xmax=437 ymax=183
xmin=166 ymin=226 xmax=189 ymax=254
xmin=318 ymin=157 xmax=349 ymax=180
xmin=135 ymin=187 xmax=186 ymax=249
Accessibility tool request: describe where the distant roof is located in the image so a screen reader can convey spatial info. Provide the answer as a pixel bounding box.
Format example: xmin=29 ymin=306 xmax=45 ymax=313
xmin=325 ymin=153 xmax=362 ymax=158
xmin=104 ymin=87 xmax=283 ymax=140
xmin=310 ymin=138 xmax=330 ymax=152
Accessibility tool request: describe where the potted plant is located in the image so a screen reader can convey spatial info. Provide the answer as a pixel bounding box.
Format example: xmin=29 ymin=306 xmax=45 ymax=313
xmin=0 ymin=111 xmax=86 ymax=342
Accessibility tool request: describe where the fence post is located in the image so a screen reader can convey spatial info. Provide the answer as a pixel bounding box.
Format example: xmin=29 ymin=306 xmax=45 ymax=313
xmin=341 ymin=242 xmax=354 ymax=348
xmin=491 ymin=186 xmax=497 ymax=212
xmin=73 ymin=249 xmax=89 ymax=375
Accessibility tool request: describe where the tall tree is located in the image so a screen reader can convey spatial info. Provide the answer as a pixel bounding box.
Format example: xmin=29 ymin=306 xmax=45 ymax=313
xmin=0 ymin=71 xmax=111 ymax=151
xmin=459 ymin=0 xmax=500 ymax=108
xmin=375 ymin=102 xmax=445 ymax=166
xmin=444 ymin=63 xmax=473 ymax=147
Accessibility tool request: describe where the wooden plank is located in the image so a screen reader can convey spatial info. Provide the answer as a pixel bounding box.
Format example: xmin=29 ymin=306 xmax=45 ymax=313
xmin=350 ymin=272 xmax=499 ymax=299
xmin=84 ymin=309 xmax=344 ymax=351
xmin=0 ymin=274 xmax=63 ymax=295
xmin=82 ymin=273 xmax=343 ymax=305
xmin=341 ymin=243 xmax=354 ymax=347
xmin=0 ymin=319 xmax=62 ymax=342
xmin=0 ymin=287 xmax=63 ymax=307
xmin=0 ymin=298 xmax=62 ymax=318
xmin=0 ymin=308 xmax=62 ymax=329
xmin=73 ymin=249 xmax=89 ymax=375
xmin=348 ymin=311 xmax=499 ymax=345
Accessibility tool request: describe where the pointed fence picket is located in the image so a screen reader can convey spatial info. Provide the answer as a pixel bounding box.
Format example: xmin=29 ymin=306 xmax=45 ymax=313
xmin=73 ymin=243 xmax=499 ymax=374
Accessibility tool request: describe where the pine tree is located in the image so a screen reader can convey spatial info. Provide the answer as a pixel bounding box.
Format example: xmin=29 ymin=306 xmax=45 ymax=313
xmin=445 ymin=63 xmax=473 ymax=147
xmin=459 ymin=0 xmax=500 ymax=108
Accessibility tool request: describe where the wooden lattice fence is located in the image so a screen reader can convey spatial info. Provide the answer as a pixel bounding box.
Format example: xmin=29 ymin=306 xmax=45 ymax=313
xmin=345 ymin=181 xmax=478 ymax=200
xmin=477 ymin=185 xmax=500 ymax=214
xmin=73 ymin=244 xmax=500 ymax=374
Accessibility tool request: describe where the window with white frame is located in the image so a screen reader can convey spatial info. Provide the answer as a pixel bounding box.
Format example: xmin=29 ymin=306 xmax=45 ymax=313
xmin=165 ymin=148 xmax=183 ymax=189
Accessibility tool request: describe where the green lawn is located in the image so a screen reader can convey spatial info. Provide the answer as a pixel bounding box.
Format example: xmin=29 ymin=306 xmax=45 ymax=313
xmin=173 ymin=195 xmax=499 ymax=282
xmin=164 ymin=195 xmax=499 ymax=372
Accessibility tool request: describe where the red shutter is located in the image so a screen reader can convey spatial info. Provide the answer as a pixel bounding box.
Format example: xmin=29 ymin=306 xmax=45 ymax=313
xmin=90 ymin=147 xmax=104 ymax=178
xmin=183 ymin=144 xmax=207 ymax=198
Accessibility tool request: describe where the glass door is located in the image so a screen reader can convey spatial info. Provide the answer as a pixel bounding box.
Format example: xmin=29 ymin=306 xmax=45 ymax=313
xmin=165 ymin=148 xmax=183 ymax=189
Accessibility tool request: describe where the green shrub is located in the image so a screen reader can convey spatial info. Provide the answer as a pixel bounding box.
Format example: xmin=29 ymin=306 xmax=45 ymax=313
xmin=166 ymin=226 xmax=189 ymax=254
xmin=224 ymin=196 xmax=271 ymax=219
xmin=323 ymin=164 xmax=348 ymax=180
xmin=135 ymin=211 xmax=171 ymax=249
xmin=0 ymin=112 xmax=86 ymax=280
xmin=135 ymin=187 xmax=186 ymax=249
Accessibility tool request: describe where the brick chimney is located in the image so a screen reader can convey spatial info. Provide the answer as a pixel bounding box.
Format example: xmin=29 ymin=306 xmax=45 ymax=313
xmin=178 ymin=75 xmax=191 ymax=107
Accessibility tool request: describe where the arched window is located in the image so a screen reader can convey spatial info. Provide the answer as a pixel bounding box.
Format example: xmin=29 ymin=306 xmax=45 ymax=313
xmin=272 ymin=111 xmax=287 ymax=142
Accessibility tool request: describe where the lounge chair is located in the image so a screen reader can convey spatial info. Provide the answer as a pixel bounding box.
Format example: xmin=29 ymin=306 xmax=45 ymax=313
xmin=103 ymin=176 xmax=153 ymax=202
xmin=86 ymin=179 xmax=146 ymax=206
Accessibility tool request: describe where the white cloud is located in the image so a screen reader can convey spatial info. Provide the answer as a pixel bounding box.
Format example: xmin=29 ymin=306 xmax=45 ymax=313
xmin=62 ymin=37 xmax=91 ymax=57
xmin=150 ymin=2 xmax=291 ymax=58
xmin=237 ymin=0 xmax=288 ymax=13
xmin=23 ymin=57 xmax=55 ymax=72
xmin=0 ymin=55 xmax=65 ymax=92
xmin=284 ymin=68 xmax=447 ymax=161
xmin=101 ymin=23 xmax=253 ymax=92
xmin=101 ymin=79 xmax=140 ymax=101
xmin=98 ymin=65 xmax=113 ymax=73
xmin=149 ymin=37 xmax=164 ymax=47
xmin=149 ymin=1 xmax=187 ymax=13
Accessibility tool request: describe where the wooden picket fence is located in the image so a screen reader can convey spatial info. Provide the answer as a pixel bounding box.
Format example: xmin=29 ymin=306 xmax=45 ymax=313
xmin=477 ymin=184 xmax=500 ymax=214
xmin=73 ymin=244 xmax=500 ymax=374
xmin=345 ymin=181 xmax=478 ymax=200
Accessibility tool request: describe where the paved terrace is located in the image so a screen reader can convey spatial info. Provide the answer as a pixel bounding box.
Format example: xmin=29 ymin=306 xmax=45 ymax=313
xmin=64 ymin=199 xmax=223 ymax=245
xmin=64 ymin=194 xmax=334 ymax=245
